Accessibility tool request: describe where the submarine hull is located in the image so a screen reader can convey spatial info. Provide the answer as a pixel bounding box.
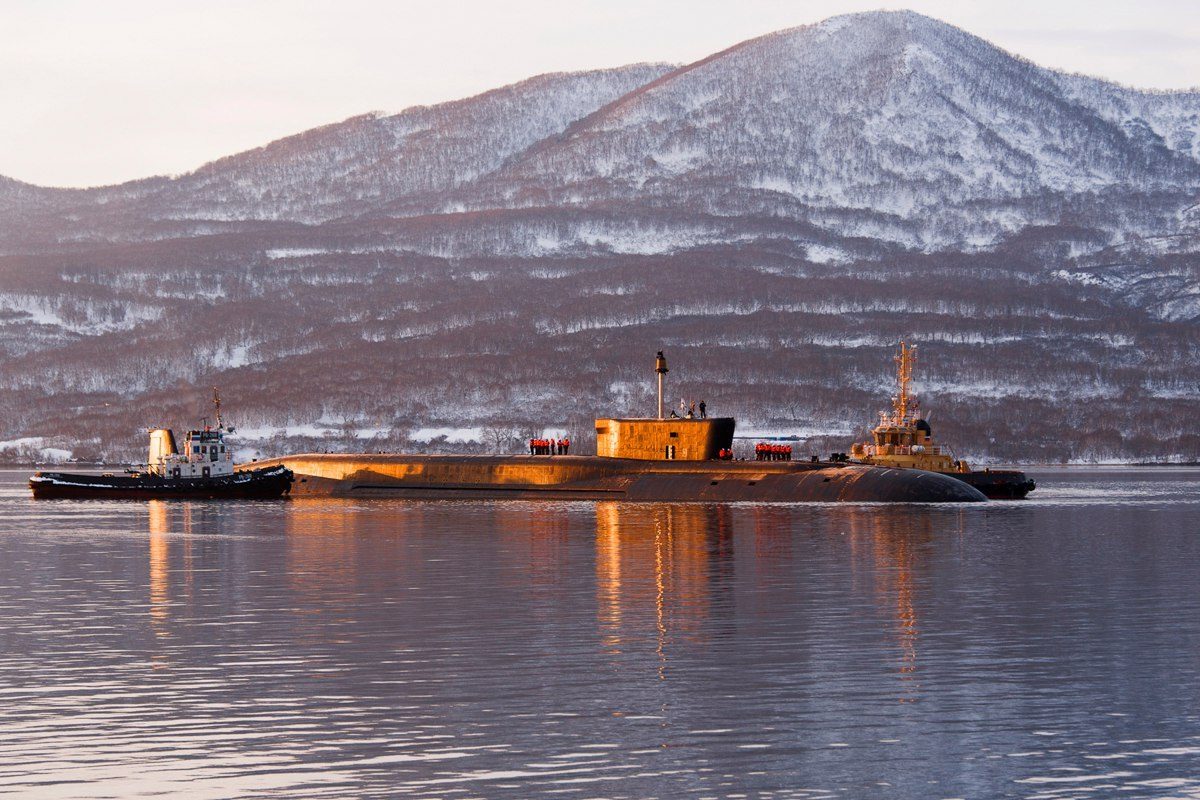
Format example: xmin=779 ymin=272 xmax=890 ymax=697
xmin=252 ymin=454 xmax=986 ymax=503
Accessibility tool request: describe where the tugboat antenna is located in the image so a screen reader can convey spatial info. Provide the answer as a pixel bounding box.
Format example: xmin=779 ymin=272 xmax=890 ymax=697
xmin=213 ymin=386 xmax=223 ymax=431
xmin=893 ymin=341 xmax=916 ymax=425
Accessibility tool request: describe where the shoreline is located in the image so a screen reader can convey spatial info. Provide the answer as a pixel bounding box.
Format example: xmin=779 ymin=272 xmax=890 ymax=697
xmin=5 ymin=461 xmax=1200 ymax=471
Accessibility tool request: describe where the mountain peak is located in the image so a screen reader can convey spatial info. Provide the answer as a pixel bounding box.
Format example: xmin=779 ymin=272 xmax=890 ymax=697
xmin=4 ymin=10 xmax=1200 ymax=251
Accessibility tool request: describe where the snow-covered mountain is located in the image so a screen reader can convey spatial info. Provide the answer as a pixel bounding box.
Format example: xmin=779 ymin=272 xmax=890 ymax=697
xmin=7 ymin=11 xmax=1200 ymax=252
xmin=0 ymin=64 xmax=674 ymax=245
xmin=447 ymin=11 xmax=1200 ymax=251
xmin=2 ymin=10 xmax=1200 ymax=463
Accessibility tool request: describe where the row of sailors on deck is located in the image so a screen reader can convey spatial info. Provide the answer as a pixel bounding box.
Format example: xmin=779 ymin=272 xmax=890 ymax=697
xmin=755 ymin=442 xmax=793 ymax=461
xmin=530 ymin=438 xmax=570 ymax=456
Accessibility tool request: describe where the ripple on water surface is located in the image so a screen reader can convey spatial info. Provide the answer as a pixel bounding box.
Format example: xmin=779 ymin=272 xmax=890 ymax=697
xmin=0 ymin=468 xmax=1199 ymax=798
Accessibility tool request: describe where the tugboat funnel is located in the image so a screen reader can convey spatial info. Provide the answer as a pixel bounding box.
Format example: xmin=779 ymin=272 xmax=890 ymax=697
xmin=148 ymin=429 xmax=178 ymax=473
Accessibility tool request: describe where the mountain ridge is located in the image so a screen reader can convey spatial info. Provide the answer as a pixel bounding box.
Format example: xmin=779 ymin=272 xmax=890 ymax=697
xmin=1 ymin=9 xmax=1199 ymax=463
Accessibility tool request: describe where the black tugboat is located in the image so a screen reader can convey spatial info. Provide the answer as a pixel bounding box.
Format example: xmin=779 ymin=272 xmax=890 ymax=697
xmin=29 ymin=391 xmax=292 ymax=500
xmin=848 ymin=342 xmax=1036 ymax=499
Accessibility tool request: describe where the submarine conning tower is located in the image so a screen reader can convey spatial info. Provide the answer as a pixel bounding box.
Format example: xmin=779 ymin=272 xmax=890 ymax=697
xmin=595 ymin=417 xmax=735 ymax=461
xmin=595 ymin=349 xmax=735 ymax=461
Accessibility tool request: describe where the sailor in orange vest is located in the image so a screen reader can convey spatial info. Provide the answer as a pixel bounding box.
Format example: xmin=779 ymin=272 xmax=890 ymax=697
xmin=562 ymin=437 xmax=570 ymax=455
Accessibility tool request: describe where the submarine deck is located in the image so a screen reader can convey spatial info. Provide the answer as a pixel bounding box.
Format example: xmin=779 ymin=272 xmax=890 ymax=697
xmin=246 ymin=453 xmax=986 ymax=503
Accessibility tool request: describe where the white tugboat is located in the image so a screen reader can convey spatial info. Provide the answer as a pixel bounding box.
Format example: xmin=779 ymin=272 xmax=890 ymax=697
xmin=29 ymin=390 xmax=292 ymax=499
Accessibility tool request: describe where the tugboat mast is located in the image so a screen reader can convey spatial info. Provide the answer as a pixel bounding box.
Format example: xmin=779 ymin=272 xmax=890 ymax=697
xmin=213 ymin=387 xmax=224 ymax=431
xmin=890 ymin=341 xmax=917 ymax=426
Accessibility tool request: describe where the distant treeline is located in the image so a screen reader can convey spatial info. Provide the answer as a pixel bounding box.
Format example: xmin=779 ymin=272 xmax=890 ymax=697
xmin=1 ymin=225 xmax=1198 ymax=464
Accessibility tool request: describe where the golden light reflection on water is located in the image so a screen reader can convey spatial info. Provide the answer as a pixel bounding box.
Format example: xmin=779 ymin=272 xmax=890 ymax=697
xmin=147 ymin=501 xmax=170 ymax=639
xmin=191 ymin=498 xmax=951 ymax=703
xmin=594 ymin=504 xmax=731 ymax=676
xmin=145 ymin=502 xmax=197 ymax=665
xmin=285 ymin=504 xmax=362 ymax=598
xmin=845 ymin=508 xmax=945 ymax=703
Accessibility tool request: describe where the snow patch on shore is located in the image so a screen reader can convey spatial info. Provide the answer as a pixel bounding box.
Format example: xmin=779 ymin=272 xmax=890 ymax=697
xmin=409 ymin=427 xmax=483 ymax=443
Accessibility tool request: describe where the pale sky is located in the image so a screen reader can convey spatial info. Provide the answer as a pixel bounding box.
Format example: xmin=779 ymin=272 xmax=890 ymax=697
xmin=3 ymin=0 xmax=1198 ymax=188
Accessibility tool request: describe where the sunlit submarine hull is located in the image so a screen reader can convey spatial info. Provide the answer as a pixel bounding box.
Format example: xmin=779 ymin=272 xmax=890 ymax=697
xmin=250 ymin=454 xmax=987 ymax=502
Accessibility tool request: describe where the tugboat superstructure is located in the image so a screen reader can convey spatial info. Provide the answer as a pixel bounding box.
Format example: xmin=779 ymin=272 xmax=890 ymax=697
xmin=146 ymin=392 xmax=237 ymax=480
xmin=849 ymin=342 xmax=1035 ymax=499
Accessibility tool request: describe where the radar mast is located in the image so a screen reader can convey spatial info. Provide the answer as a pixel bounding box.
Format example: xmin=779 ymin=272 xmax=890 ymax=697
xmin=891 ymin=341 xmax=917 ymax=426
xmin=213 ymin=386 xmax=223 ymax=431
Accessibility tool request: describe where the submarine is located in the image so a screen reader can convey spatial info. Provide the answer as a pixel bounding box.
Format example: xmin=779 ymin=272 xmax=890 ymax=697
xmin=249 ymin=352 xmax=985 ymax=503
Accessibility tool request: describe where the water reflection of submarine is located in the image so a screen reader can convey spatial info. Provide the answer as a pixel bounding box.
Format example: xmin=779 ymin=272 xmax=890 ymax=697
xmin=256 ymin=352 xmax=986 ymax=503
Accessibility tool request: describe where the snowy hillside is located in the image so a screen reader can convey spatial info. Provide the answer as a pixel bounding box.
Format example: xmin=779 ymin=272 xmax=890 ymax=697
xmin=1 ymin=10 xmax=1199 ymax=463
xmin=454 ymin=11 xmax=1200 ymax=250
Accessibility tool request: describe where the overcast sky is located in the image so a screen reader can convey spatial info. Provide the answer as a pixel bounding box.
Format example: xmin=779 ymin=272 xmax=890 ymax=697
xmin=3 ymin=0 xmax=1198 ymax=188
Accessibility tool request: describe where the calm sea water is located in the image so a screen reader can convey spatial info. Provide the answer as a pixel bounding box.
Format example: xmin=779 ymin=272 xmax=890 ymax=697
xmin=1 ymin=468 xmax=1199 ymax=799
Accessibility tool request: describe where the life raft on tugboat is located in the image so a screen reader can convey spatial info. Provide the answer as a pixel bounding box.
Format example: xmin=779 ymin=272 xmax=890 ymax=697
xmin=29 ymin=390 xmax=292 ymax=500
